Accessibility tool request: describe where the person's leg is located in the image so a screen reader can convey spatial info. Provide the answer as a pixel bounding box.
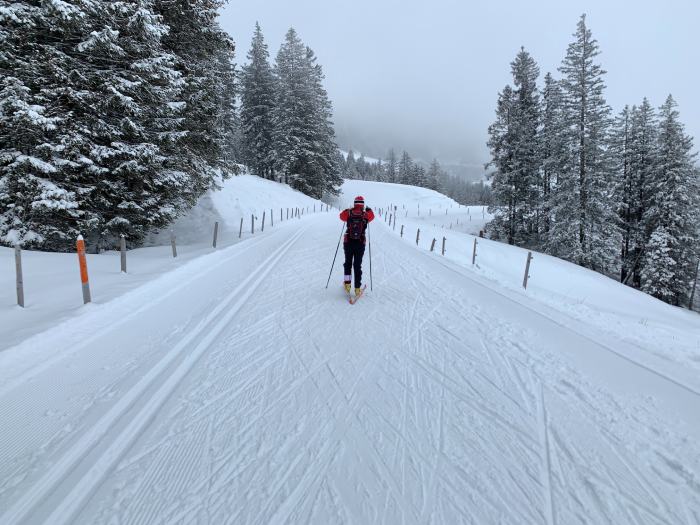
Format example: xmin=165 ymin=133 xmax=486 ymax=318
xmin=342 ymin=244 xmax=352 ymax=290
xmin=353 ymin=243 xmax=365 ymax=289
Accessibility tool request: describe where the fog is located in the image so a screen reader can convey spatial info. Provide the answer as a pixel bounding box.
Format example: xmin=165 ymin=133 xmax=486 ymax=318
xmin=220 ymin=0 xmax=700 ymax=169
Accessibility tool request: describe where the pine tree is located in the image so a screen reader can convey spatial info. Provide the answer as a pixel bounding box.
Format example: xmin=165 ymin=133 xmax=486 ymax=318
xmin=510 ymin=47 xmax=542 ymax=241
xmin=540 ymin=73 xmax=567 ymax=242
xmin=640 ymin=95 xmax=699 ymax=304
xmin=1 ymin=1 xmax=188 ymax=250
xmin=427 ymin=159 xmax=442 ymax=191
xmin=240 ymin=22 xmax=277 ymax=178
xmin=0 ymin=3 xmax=79 ymax=248
xmin=486 ymin=85 xmax=519 ymax=243
xmin=345 ymin=149 xmax=357 ymax=179
xmin=385 ymin=149 xmax=398 ymax=183
xmin=398 ymin=151 xmax=414 ymax=185
xmin=155 ymin=0 xmax=237 ymax=182
xmin=273 ymin=29 xmax=341 ymax=198
xmin=612 ymin=106 xmax=635 ymax=283
xmin=626 ymin=99 xmax=658 ymax=287
xmin=487 ymin=47 xmax=541 ymax=246
xmin=551 ymin=14 xmax=619 ymax=271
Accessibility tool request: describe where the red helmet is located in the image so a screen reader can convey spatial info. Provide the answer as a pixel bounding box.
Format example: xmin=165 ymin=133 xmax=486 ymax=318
xmin=354 ymin=195 xmax=365 ymax=206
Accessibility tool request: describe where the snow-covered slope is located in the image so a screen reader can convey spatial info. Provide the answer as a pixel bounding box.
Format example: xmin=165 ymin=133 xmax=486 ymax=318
xmin=1 ymin=177 xmax=699 ymax=523
xmin=0 ymin=174 xmax=329 ymax=350
xmin=339 ymin=179 xmax=700 ymax=378
xmin=146 ymin=173 xmax=326 ymax=246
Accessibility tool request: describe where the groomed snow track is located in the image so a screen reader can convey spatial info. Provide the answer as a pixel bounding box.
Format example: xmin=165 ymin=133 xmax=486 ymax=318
xmin=0 ymin=213 xmax=698 ymax=524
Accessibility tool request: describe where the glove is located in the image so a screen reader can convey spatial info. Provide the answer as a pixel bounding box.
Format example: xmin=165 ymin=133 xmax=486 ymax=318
xmin=365 ymin=207 xmax=372 ymax=212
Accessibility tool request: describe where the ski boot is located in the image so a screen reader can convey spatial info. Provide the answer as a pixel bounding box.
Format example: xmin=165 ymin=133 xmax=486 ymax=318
xmin=355 ymin=287 xmax=362 ymax=296
xmin=344 ymin=283 xmax=351 ymax=294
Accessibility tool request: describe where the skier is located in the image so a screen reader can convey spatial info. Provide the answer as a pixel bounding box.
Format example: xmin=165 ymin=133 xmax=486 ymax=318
xmin=339 ymin=196 xmax=375 ymax=295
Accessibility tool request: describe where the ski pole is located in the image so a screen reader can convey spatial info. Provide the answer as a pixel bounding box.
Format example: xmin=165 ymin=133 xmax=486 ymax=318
xmin=368 ymin=222 xmax=373 ymax=291
xmin=325 ymin=224 xmax=345 ymax=289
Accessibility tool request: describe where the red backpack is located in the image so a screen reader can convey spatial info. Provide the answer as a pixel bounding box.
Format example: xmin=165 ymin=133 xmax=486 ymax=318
xmin=346 ymin=209 xmax=367 ymax=241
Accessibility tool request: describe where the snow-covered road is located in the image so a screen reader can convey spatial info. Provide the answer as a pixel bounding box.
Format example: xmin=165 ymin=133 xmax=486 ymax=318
xmin=1 ymin=213 xmax=699 ymax=524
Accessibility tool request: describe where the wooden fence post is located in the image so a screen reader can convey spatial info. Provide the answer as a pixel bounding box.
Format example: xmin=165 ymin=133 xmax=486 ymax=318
xmin=262 ymin=211 xmax=266 ymax=232
xmin=393 ymin=214 xmax=396 ymax=231
xmin=120 ymin=235 xmax=127 ymax=272
xmin=523 ymin=251 xmax=533 ymax=289
xmin=212 ymin=221 xmax=219 ymax=248
xmin=251 ymin=214 xmax=255 ymax=234
xmin=430 ymin=238 xmax=436 ymax=252
xmin=170 ymin=231 xmax=177 ymax=258
xmin=400 ymin=225 xmax=404 ymax=238
xmin=442 ymin=237 xmax=446 ymax=256
xmin=472 ymin=238 xmax=477 ymax=265
xmin=416 ymin=228 xmax=420 ymax=246
xmin=239 ymin=217 xmax=243 ymax=238
xmin=280 ymin=208 xmax=283 ymax=222
xmin=271 ymin=208 xmax=273 ymax=227
xmin=15 ymin=246 xmax=24 ymax=307
xmin=76 ymin=235 xmax=92 ymax=304
xmin=287 ymin=208 xmax=289 ymax=220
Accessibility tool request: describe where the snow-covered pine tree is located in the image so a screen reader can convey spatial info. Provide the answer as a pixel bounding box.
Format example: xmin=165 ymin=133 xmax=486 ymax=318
xmin=154 ymin=0 xmax=236 ymax=185
xmin=625 ymin=98 xmax=658 ymax=287
xmin=240 ymin=22 xmax=277 ymax=179
xmin=427 ymin=159 xmax=442 ymax=191
xmin=374 ymin=158 xmax=385 ymax=182
xmin=1 ymin=0 xmax=188 ymax=250
xmin=356 ymin=154 xmax=368 ymax=180
xmin=345 ymin=149 xmax=358 ymax=180
xmin=413 ymin=164 xmax=427 ymax=188
xmin=486 ymin=85 xmax=519 ymax=243
xmin=510 ymin=47 xmax=542 ymax=241
xmin=612 ymin=106 xmax=634 ymax=282
xmin=0 ymin=2 xmax=79 ymax=249
xmin=86 ymin=1 xmax=193 ymax=249
xmin=551 ymin=14 xmax=619 ymax=271
xmin=398 ymin=151 xmax=414 ymax=185
xmin=539 ymin=73 xmax=567 ymax=242
xmin=305 ymin=46 xmax=342 ymax=196
xmin=273 ymin=29 xmax=341 ymax=198
xmin=487 ymin=47 xmax=541 ymax=246
xmin=385 ymin=149 xmax=398 ymax=183
xmin=640 ymin=95 xmax=699 ymax=305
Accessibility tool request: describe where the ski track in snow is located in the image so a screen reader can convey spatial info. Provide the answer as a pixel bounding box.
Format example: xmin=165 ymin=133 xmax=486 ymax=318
xmin=0 ymin=214 xmax=699 ymax=524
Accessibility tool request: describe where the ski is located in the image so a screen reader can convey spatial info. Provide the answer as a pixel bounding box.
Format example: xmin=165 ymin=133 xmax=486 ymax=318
xmin=349 ymin=285 xmax=367 ymax=304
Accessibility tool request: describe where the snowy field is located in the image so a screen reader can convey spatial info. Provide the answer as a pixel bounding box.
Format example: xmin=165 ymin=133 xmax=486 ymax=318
xmin=0 ymin=176 xmax=699 ymax=524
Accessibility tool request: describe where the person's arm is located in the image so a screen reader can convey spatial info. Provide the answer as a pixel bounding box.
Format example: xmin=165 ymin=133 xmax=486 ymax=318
xmin=365 ymin=208 xmax=375 ymax=222
xmin=339 ymin=209 xmax=349 ymax=222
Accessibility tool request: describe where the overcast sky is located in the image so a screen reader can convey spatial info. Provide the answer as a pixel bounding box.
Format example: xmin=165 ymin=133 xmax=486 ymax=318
xmin=219 ymin=0 xmax=700 ymax=167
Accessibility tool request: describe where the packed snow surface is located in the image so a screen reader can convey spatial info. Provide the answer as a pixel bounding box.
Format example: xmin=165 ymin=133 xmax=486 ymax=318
xmin=0 ymin=176 xmax=699 ymax=524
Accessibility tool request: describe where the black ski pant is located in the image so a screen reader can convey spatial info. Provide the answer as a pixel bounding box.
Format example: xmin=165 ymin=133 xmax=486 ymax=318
xmin=343 ymin=240 xmax=365 ymax=288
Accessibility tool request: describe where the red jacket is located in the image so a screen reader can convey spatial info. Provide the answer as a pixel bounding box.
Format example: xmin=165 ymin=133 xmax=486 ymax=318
xmin=340 ymin=206 xmax=374 ymax=243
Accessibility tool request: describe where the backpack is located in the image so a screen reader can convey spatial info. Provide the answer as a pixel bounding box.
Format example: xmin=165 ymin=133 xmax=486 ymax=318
xmin=346 ymin=209 xmax=366 ymax=241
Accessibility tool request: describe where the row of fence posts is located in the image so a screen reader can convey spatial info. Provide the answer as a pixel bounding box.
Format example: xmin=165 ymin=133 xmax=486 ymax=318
xmin=12 ymin=202 xmax=332 ymax=308
xmin=382 ymin=206 xmax=536 ymax=292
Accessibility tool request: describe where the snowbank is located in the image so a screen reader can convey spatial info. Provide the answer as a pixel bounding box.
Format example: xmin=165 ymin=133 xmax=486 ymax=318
xmin=145 ymin=174 xmax=326 ymax=245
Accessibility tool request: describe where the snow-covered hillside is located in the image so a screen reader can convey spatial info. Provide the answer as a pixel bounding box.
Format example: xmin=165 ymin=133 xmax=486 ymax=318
xmin=339 ymin=179 xmax=700 ymax=380
xmin=0 ymin=175 xmax=329 ymax=350
xmin=1 ymin=176 xmax=699 ymax=524
xmin=146 ymin=173 xmax=327 ymax=246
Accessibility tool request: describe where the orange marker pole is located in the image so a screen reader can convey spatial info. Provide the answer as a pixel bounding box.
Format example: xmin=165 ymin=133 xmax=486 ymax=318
xmin=76 ymin=235 xmax=91 ymax=304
